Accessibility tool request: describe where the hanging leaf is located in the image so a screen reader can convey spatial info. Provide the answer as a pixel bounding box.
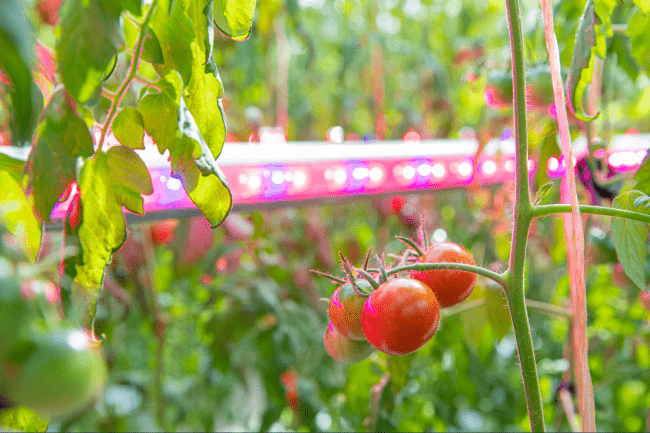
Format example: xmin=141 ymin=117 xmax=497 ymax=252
xmin=176 ymin=95 xmax=232 ymax=227
xmin=139 ymin=77 xmax=231 ymax=227
xmin=0 ymin=152 xmax=42 ymax=262
xmin=57 ymin=0 xmax=124 ymax=103
xmin=611 ymin=191 xmax=647 ymax=290
xmin=112 ymin=107 xmax=145 ymax=149
xmin=25 ymin=88 xmax=94 ymax=223
xmin=149 ymin=0 xmax=194 ymax=85
xmin=213 ymin=0 xmax=257 ymax=41
xmin=534 ymin=182 xmax=555 ymax=205
xmin=566 ymin=0 xmax=605 ymax=122
xmin=0 ymin=0 xmax=36 ymax=143
xmin=75 ymin=146 xmax=153 ymax=291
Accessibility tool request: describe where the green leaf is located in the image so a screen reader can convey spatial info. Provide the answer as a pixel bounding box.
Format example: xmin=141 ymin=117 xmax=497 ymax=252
xmin=534 ymin=182 xmax=555 ymax=205
xmin=0 ymin=1 xmax=37 ymax=143
xmin=609 ymin=35 xmax=640 ymax=82
xmin=611 ymin=191 xmax=647 ymax=290
xmin=0 ymin=406 xmax=49 ymax=432
xmin=150 ymin=0 xmax=194 ymax=85
xmin=594 ymin=0 xmax=616 ymax=37
xmin=0 ymin=153 xmax=42 ymax=262
xmin=141 ymin=28 xmax=165 ymax=64
xmin=25 ymin=88 xmax=94 ymax=223
xmin=634 ymin=0 xmax=650 ymax=15
xmin=112 ymin=107 xmax=145 ymax=149
xmin=100 ymin=0 xmax=143 ymax=17
xmin=75 ymin=146 xmax=153 ymax=291
xmin=566 ymin=0 xmax=604 ymax=122
xmin=176 ymin=96 xmax=232 ymax=227
xmin=138 ymin=79 xmax=179 ymax=153
xmin=634 ymin=152 xmax=650 ymax=195
xmin=214 ymin=0 xmax=257 ymax=41
xmin=627 ymin=11 xmax=650 ymax=77
xmin=187 ymin=43 xmax=225 ymax=155
xmin=57 ymin=0 xmax=124 ymax=103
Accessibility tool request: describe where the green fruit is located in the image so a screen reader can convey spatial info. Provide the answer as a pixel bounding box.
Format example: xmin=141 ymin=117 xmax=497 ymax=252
xmin=0 ymin=277 xmax=33 ymax=360
xmin=324 ymin=323 xmax=374 ymax=363
xmin=3 ymin=328 xmax=107 ymax=417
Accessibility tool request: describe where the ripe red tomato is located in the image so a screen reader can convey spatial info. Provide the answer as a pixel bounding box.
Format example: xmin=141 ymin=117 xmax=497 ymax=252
xmin=411 ymin=242 xmax=477 ymax=308
xmin=324 ymin=322 xmax=374 ymax=363
xmin=37 ymin=0 xmax=63 ymax=26
xmin=329 ymin=280 xmax=372 ymax=341
xmin=361 ymin=278 xmax=440 ymax=355
xmin=2 ymin=328 xmax=107 ymax=417
xmin=150 ymin=219 xmax=178 ymax=246
xmin=389 ymin=195 xmax=406 ymax=214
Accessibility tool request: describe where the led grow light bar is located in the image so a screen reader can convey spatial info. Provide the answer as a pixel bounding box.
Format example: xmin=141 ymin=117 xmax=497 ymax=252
xmin=2 ymin=134 xmax=648 ymax=222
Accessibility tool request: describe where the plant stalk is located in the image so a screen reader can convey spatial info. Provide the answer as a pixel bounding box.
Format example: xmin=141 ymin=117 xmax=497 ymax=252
xmin=504 ymin=0 xmax=545 ymax=429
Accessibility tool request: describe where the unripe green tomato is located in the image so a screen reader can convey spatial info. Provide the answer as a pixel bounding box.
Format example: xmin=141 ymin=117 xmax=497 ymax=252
xmin=328 ymin=280 xmax=372 ymax=340
xmin=3 ymin=328 xmax=107 ymax=417
xmin=0 ymin=277 xmax=33 ymax=360
xmin=324 ymin=323 xmax=374 ymax=363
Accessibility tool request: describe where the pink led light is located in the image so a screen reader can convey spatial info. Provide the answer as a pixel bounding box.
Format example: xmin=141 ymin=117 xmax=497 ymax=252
xmin=402 ymin=165 xmax=416 ymax=180
xmin=547 ymin=156 xmax=559 ymax=172
xmin=527 ymin=158 xmax=535 ymax=172
xmin=482 ymin=160 xmax=497 ymax=175
xmin=403 ymin=130 xmax=421 ymax=143
xmin=431 ymin=163 xmax=445 ymax=178
xmin=457 ymin=161 xmax=473 ymax=177
xmin=505 ymin=159 xmax=515 ymax=173
xmin=368 ymin=166 xmax=384 ymax=183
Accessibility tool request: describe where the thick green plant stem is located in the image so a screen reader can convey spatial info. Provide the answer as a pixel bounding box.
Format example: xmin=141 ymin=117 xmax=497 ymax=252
xmin=535 ymin=204 xmax=650 ymax=224
xmin=387 ymin=263 xmax=505 ymax=287
xmin=505 ymin=0 xmax=545 ymax=430
xmin=98 ymin=0 xmax=158 ymax=150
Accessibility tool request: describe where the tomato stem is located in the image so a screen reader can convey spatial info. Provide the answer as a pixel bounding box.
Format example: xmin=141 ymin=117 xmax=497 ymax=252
xmin=373 ymin=251 xmax=388 ymax=284
xmin=339 ymin=252 xmax=375 ymax=294
xmin=362 ymin=248 xmax=373 ymax=271
xmin=309 ymin=269 xmax=347 ymax=285
xmin=353 ymin=267 xmax=380 ymax=291
xmin=420 ymin=216 xmax=429 ymax=250
xmin=387 ymin=262 xmax=505 ymax=287
xmin=395 ymin=235 xmax=425 ymax=257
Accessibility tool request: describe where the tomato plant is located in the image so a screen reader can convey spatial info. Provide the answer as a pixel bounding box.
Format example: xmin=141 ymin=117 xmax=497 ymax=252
xmin=361 ymin=278 xmax=440 ymax=355
xmin=411 ymin=242 xmax=477 ymax=308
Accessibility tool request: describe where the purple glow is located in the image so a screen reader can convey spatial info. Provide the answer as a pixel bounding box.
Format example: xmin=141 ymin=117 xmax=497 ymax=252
xmin=331 ymin=290 xmax=343 ymax=308
xmin=500 ymin=129 xmax=513 ymax=141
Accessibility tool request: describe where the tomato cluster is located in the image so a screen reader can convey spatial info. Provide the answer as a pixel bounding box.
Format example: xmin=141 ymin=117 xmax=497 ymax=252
xmin=323 ymin=240 xmax=476 ymax=360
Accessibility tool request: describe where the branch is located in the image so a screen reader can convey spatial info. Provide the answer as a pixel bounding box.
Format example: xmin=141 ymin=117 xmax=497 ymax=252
xmin=534 ymin=204 xmax=650 ymax=224
xmin=386 ymin=263 xmax=505 ymax=287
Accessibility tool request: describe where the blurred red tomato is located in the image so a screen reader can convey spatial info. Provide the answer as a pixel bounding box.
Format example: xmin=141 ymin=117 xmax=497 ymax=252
xmin=37 ymin=0 xmax=63 ymax=26
xmin=150 ymin=219 xmax=178 ymax=246
xmin=389 ymin=195 xmax=406 ymax=214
